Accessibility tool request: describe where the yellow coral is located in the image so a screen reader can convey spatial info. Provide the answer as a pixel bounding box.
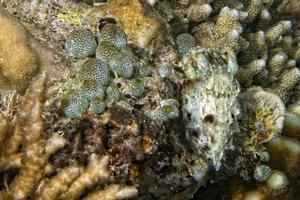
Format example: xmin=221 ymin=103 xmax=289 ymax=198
xmin=83 ymin=184 xmax=138 ymax=200
xmin=238 ymin=89 xmax=285 ymax=151
xmin=0 ymin=9 xmax=40 ymax=92
xmin=59 ymin=154 xmax=110 ymax=200
xmin=36 ymin=165 xmax=83 ymax=200
xmin=100 ymin=0 xmax=165 ymax=50
xmin=0 ymin=73 xmax=67 ymax=199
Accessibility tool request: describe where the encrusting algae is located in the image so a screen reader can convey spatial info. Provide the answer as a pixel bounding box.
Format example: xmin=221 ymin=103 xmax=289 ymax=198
xmin=0 ymin=0 xmax=300 ymax=199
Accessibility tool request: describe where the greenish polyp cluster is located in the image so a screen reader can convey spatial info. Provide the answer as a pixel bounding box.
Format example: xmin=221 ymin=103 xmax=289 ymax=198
xmin=152 ymin=99 xmax=179 ymax=122
xmin=77 ymin=59 xmax=110 ymax=85
xmin=64 ymin=92 xmax=90 ymax=118
xmin=65 ymin=29 xmax=97 ymax=59
xmin=63 ymin=24 xmax=135 ymax=118
xmin=96 ymin=24 xmax=133 ymax=78
xmin=175 ymin=33 xmax=196 ymax=56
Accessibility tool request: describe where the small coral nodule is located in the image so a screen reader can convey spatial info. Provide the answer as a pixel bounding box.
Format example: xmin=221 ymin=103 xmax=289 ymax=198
xmin=151 ymin=99 xmax=179 ymax=122
xmin=106 ymin=85 xmax=121 ymax=101
xmin=64 ymin=92 xmax=89 ymax=118
xmin=77 ymin=58 xmax=110 ymax=86
xmin=65 ymin=29 xmax=97 ymax=59
xmin=266 ymin=170 xmax=288 ymax=192
xmin=89 ymin=97 xmax=106 ymax=114
xmin=254 ymin=165 xmax=271 ymax=182
xmin=98 ymin=24 xmax=127 ymax=49
xmin=283 ymin=104 xmax=300 ymax=139
xmin=175 ymin=33 xmax=196 ymax=56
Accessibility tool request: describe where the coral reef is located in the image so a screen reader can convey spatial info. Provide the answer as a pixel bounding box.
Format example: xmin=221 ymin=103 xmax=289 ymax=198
xmin=0 ymin=75 xmax=138 ymax=200
xmin=0 ymin=0 xmax=299 ymax=199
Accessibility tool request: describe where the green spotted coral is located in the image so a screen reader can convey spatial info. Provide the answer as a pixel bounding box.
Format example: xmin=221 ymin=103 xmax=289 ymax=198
xmin=65 ymin=29 xmax=97 ymax=58
xmin=64 ymin=92 xmax=89 ymax=118
xmin=110 ymin=51 xmax=134 ymax=78
xmin=130 ymin=79 xmax=145 ymax=97
xmin=80 ymin=80 xmax=105 ymax=101
xmin=98 ymin=24 xmax=127 ymax=49
xmin=89 ymin=98 xmax=106 ymax=114
xmin=96 ymin=41 xmax=134 ymax=79
xmin=175 ymin=33 xmax=196 ymax=56
xmin=96 ymin=41 xmax=119 ymax=64
xmin=77 ymin=58 xmax=110 ymax=85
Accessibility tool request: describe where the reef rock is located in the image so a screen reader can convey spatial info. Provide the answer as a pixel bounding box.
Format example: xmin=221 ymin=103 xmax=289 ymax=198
xmin=181 ymin=47 xmax=240 ymax=170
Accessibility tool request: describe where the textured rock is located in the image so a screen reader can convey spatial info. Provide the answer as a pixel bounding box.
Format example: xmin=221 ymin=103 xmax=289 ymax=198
xmin=181 ymin=47 xmax=240 ymax=170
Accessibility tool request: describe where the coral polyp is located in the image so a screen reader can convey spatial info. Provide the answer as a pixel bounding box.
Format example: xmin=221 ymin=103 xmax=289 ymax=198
xmin=99 ymin=24 xmax=127 ymax=49
xmin=238 ymin=89 xmax=285 ymax=150
xmin=65 ymin=29 xmax=97 ymax=59
xmin=77 ymin=58 xmax=110 ymax=85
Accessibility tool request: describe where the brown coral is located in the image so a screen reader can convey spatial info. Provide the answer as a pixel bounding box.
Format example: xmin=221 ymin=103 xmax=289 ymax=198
xmin=194 ymin=6 xmax=247 ymax=53
xmin=0 ymin=73 xmax=67 ymax=199
xmin=101 ymin=0 xmax=165 ymax=50
xmin=0 ymin=9 xmax=40 ymax=92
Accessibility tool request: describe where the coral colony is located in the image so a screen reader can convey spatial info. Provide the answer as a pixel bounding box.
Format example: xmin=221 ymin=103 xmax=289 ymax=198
xmin=0 ymin=0 xmax=300 ymax=199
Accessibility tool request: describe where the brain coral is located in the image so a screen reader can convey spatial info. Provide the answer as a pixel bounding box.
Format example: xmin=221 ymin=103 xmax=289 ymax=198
xmin=0 ymin=9 xmax=40 ymax=92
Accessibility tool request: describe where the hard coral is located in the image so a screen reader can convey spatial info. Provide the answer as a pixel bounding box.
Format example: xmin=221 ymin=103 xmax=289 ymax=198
xmin=0 ymin=73 xmax=66 ymax=199
xmin=0 ymin=9 xmax=40 ymax=92
xmin=194 ymin=6 xmax=246 ymax=53
xmin=65 ymin=29 xmax=97 ymax=58
xmin=101 ymin=0 xmax=166 ymax=50
xmin=98 ymin=24 xmax=127 ymax=49
xmin=238 ymin=89 xmax=286 ymax=150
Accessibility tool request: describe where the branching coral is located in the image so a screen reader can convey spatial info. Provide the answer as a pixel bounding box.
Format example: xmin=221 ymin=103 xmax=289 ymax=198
xmin=0 ymin=74 xmax=139 ymax=200
xmin=194 ymin=6 xmax=247 ymax=53
xmin=58 ymin=154 xmax=110 ymax=200
xmin=83 ymin=184 xmax=138 ymax=200
xmin=0 ymin=73 xmax=67 ymax=199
